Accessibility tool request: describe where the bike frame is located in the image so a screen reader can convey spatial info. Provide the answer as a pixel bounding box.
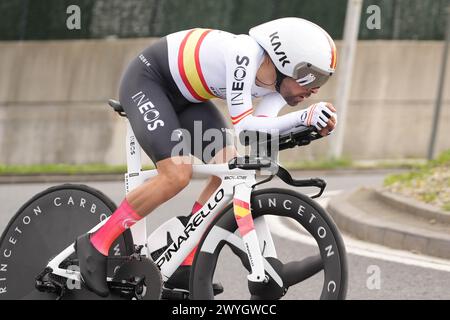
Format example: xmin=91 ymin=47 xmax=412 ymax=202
xmin=47 ymin=119 xmax=277 ymax=284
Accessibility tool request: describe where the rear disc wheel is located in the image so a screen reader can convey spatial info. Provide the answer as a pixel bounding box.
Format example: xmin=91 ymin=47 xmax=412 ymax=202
xmin=0 ymin=184 xmax=134 ymax=300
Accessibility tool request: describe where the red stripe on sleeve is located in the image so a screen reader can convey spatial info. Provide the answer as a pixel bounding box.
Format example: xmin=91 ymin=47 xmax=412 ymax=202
xmin=178 ymin=30 xmax=207 ymax=102
xmin=231 ymin=108 xmax=253 ymax=121
xmin=306 ymin=105 xmax=316 ymax=126
xmin=231 ymin=108 xmax=253 ymax=125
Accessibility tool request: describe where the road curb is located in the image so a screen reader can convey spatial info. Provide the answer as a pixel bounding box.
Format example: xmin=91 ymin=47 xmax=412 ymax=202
xmin=327 ymin=188 xmax=450 ymax=260
xmin=375 ymin=190 xmax=450 ymax=225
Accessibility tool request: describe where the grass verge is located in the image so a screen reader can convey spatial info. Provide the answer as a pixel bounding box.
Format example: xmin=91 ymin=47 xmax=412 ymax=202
xmin=0 ymin=157 xmax=426 ymax=175
xmin=384 ymin=150 xmax=450 ymax=212
xmin=0 ymin=164 xmax=154 ymax=175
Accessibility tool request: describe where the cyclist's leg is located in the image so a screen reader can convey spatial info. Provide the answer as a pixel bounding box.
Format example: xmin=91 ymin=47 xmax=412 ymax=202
xmin=176 ymin=101 xmax=235 ymax=267
xmin=195 ymin=145 xmax=237 ymax=203
xmin=178 ymin=100 xmax=235 ymax=205
xmin=94 ymin=62 xmax=193 ymax=251
xmin=76 ymin=55 xmax=193 ymax=296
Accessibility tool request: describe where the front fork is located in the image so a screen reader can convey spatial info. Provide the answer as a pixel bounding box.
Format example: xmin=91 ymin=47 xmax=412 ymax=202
xmin=233 ymin=183 xmax=274 ymax=283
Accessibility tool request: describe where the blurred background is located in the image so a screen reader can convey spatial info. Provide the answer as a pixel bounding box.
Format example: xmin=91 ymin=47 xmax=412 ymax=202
xmin=0 ymin=0 xmax=449 ymax=166
xmin=2 ymin=2 xmax=450 ymax=300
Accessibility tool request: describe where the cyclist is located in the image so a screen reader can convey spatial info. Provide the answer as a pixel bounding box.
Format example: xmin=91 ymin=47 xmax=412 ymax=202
xmin=75 ymin=17 xmax=338 ymax=297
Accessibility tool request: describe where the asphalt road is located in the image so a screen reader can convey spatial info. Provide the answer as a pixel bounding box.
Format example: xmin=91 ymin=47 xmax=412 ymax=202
xmin=1 ymin=171 xmax=449 ymax=300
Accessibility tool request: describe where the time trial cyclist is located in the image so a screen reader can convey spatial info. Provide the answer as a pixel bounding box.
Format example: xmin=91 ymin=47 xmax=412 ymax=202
xmin=75 ymin=17 xmax=338 ymax=297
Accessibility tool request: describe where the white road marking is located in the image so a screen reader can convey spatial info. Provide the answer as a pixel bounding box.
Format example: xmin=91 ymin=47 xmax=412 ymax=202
xmin=265 ymin=190 xmax=450 ymax=273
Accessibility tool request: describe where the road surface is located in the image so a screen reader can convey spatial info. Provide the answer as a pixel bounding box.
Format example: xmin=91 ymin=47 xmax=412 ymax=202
xmin=1 ymin=171 xmax=449 ymax=299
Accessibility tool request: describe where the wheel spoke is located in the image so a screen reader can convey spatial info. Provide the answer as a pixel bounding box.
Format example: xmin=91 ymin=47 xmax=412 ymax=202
xmin=283 ymin=255 xmax=324 ymax=287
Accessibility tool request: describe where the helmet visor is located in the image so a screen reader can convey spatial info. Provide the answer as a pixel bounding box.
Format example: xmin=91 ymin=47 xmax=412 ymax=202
xmin=293 ymin=63 xmax=333 ymax=89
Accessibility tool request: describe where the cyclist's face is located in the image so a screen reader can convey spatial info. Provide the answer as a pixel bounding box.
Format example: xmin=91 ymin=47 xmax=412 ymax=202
xmin=279 ymin=77 xmax=319 ymax=106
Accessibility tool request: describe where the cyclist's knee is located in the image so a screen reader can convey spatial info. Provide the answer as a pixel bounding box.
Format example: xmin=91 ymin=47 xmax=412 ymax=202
xmin=157 ymin=157 xmax=193 ymax=191
xmin=165 ymin=166 xmax=192 ymax=191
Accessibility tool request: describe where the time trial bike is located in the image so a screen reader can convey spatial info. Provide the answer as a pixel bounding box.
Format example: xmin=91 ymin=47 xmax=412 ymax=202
xmin=0 ymin=99 xmax=348 ymax=300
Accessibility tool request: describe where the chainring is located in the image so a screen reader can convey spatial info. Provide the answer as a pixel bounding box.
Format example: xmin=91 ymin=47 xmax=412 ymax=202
xmin=111 ymin=256 xmax=163 ymax=300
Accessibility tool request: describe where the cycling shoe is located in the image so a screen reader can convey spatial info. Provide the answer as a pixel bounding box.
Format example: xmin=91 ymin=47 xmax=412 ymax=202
xmin=75 ymin=233 xmax=109 ymax=297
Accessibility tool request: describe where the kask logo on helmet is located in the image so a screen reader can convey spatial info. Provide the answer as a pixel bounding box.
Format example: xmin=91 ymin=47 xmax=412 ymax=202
xmin=269 ymin=32 xmax=290 ymax=67
xmin=249 ymin=17 xmax=337 ymax=81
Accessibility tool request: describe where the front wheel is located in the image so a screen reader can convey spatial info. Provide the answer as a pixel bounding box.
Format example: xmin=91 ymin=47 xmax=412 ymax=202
xmin=190 ymin=188 xmax=348 ymax=300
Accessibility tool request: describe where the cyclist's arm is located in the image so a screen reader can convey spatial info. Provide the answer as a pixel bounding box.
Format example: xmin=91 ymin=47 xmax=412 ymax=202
xmin=253 ymin=93 xmax=287 ymax=118
xmin=225 ymin=36 xmax=302 ymax=133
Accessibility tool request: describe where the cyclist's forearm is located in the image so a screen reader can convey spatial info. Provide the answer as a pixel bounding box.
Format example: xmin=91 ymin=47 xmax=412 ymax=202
xmin=253 ymin=93 xmax=287 ymax=117
xmin=233 ymin=111 xmax=301 ymax=133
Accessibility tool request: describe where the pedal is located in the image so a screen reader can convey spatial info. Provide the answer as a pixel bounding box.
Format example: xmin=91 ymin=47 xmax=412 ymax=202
xmin=109 ymin=277 xmax=145 ymax=299
xmin=35 ymin=267 xmax=67 ymax=300
xmin=111 ymin=257 xmax=163 ymax=300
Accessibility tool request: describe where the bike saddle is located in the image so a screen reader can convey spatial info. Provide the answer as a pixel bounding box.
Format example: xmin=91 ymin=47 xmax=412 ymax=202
xmin=108 ymin=99 xmax=127 ymax=117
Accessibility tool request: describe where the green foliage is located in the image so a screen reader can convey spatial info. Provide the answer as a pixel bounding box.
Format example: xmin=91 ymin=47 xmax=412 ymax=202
xmin=384 ymin=169 xmax=429 ymax=187
xmin=420 ymin=192 xmax=437 ymax=203
xmin=384 ymin=150 xmax=450 ymax=187
xmin=442 ymin=202 xmax=450 ymax=212
xmin=284 ymin=157 xmax=353 ymax=170
xmin=384 ymin=149 xmax=450 ymax=211
xmin=0 ymin=163 xmax=154 ymax=175
xmin=431 ymin=149 xmax=450 ymax=167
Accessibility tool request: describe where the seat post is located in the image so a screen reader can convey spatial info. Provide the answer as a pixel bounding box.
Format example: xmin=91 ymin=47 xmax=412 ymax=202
xmin=125 ymin=119 xmax=142 ymax=176
xmin=125 ymin=119 xmax=148 ymax=250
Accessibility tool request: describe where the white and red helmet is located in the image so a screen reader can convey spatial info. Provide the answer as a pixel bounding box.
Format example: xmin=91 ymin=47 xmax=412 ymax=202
xmin=249 ymin=17 xmax=337 ymax=89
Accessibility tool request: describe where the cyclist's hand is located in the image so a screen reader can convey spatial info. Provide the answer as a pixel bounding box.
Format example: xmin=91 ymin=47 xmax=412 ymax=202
xmin=299 ymin=102 xmax=337 ymax=136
